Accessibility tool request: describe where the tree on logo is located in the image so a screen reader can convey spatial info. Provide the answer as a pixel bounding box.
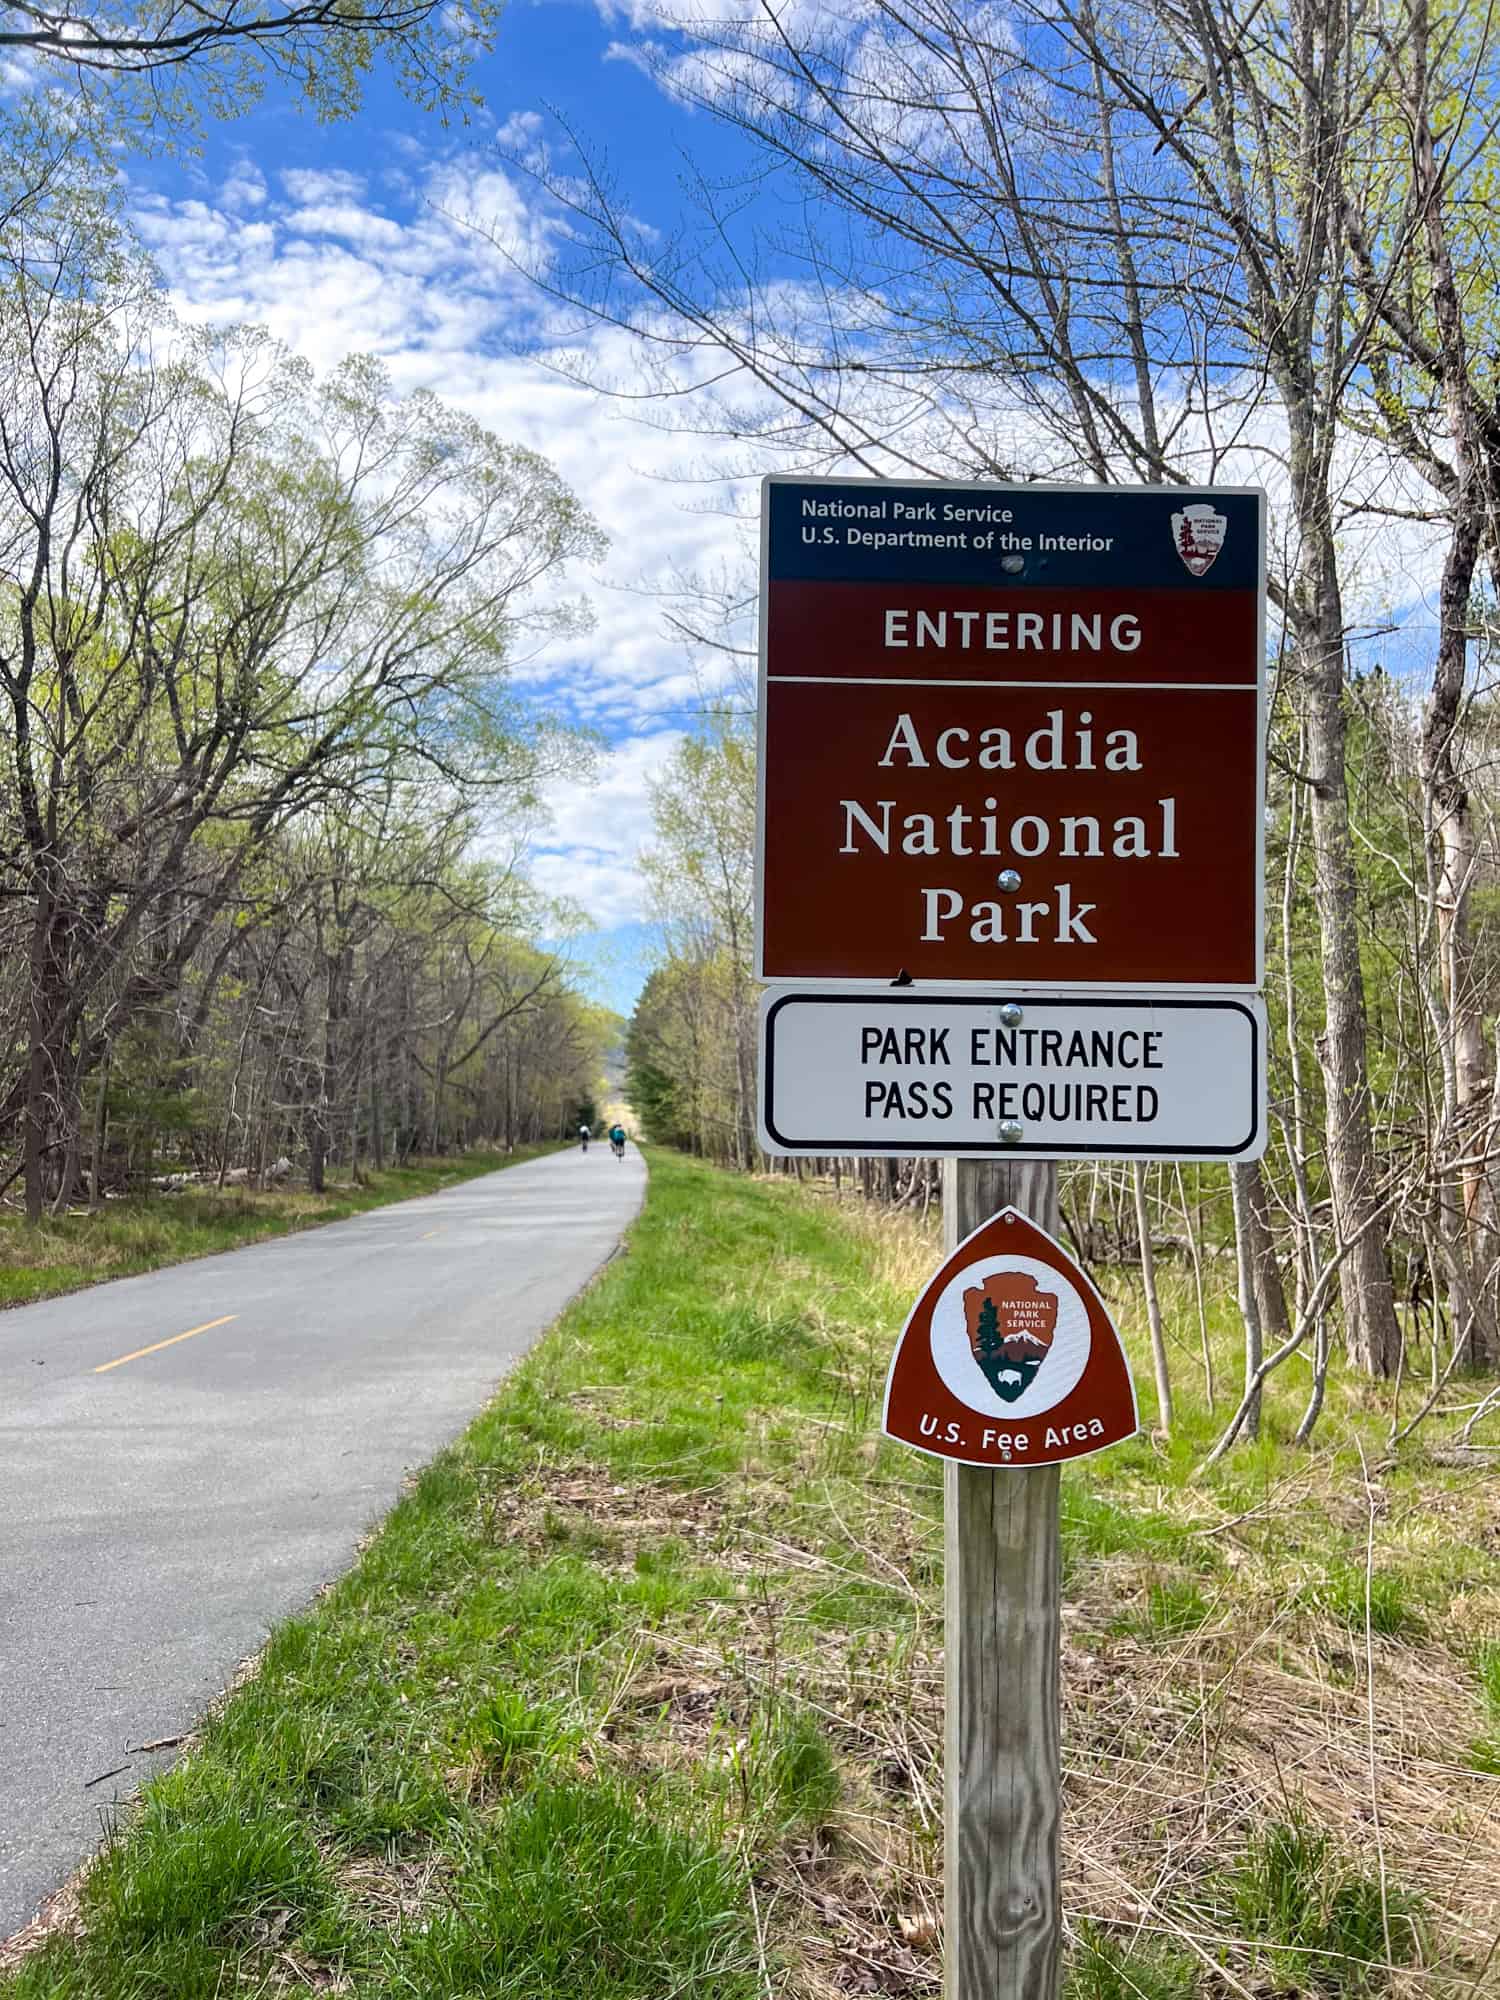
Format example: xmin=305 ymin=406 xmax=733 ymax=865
xmin=975 ymin=1295 xmax=1005 ymax=1390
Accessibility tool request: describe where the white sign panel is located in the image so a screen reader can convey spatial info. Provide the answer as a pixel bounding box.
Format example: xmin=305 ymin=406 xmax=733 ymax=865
xmin=759 ymin=990 xmax=1266 ymax=1161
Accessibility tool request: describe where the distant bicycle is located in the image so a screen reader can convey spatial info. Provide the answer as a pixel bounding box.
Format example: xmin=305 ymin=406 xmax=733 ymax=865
xmin=578 ymin=1123 xmax=591 ymax=1152
xmin=609 ymin=1124 xmax=626 ymax=1159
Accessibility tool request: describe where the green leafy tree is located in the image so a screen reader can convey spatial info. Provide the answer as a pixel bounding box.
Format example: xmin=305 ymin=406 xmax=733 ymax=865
xmin=634 ymin=721 xmax=757 ymax=1167
xmin=0 ymin=178 xmax=604 ymax=1218
xmin=0 ymin=0 xmax=498 ymax=132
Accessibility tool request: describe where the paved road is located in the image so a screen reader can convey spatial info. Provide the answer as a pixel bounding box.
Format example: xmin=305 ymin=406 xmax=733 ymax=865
xmin=0 ymin=1145 xmax=644 ymax=1938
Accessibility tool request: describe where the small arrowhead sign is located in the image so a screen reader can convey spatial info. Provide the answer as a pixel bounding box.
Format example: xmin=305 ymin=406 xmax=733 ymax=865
xmin=882 ymin=1207 xmax=1138 ymax=1468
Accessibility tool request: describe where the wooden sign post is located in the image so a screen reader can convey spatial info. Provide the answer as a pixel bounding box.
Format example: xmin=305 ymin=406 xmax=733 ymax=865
xmin=944 ymin=1157 xmax=1061 ymax=1999
xmin=883 ymin=1162 xmax=1138 ymax=1994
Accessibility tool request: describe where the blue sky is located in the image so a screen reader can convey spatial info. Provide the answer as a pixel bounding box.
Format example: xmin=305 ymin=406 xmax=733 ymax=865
xmin=127 ymin=0 xmax=768 ymax=1020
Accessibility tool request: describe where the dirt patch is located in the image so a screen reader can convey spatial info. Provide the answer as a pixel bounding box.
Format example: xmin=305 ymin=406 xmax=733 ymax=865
xmin=767 ymin=1866 xmax=937 ymax=1996
xmin=476 ymin=1458 xmax=732 ymax=1569
xmin=333 ymin=1848 xmax=453 ymax=1930
xmin=0 ymin=1879 xmax=85 ymax=1972
xmin=262 ymin=1954 xmax=353 ymax=1994
xmin=1074 ymin=1635 xmax=1500 ymax=1958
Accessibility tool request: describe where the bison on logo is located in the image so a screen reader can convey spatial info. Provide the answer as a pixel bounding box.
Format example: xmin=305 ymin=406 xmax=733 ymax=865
xmin=966 ymin=1272 xmax=1058 ymax=1402
xmin=1169 ymin=503 xmax=1228 ymax=576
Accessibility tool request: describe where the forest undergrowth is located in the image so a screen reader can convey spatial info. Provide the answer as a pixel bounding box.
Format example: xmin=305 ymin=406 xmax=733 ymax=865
xmin=4 ymin=1149 xmax=1498 ymax=1998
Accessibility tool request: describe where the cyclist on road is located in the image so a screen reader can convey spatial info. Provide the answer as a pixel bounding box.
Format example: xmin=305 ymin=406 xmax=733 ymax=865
xmin=608 ymin=1124 xmax=626 ymax=1158
xmin=578 ymin=1122 xmax=591 ymax=1152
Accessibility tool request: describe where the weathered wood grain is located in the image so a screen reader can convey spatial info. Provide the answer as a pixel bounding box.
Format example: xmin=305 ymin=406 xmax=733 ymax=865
xmin=943 ymin=1158 xmax=1061 ymax=2000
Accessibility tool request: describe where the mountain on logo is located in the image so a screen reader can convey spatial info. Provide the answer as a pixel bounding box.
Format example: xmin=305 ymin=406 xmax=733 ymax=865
xmin=966 ymin=1273 xmax=1058 ymax=1402
xmin=1170 ymin=502 xmax=1228 ymax=576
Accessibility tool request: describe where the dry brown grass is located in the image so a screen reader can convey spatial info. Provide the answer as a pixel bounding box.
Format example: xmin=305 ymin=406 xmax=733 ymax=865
xmin=445 ymin=1264 xmax=1500 ymax=1990
xmin=463 ymin=1432 xmax=1500 ymax=1997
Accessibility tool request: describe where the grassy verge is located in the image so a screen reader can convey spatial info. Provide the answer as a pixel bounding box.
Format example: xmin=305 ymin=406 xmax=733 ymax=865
xmin=0 ymin=1146 xmax=560 ymax=1311
xmin=4 ymin=1150 xmax=1499 ymax=1998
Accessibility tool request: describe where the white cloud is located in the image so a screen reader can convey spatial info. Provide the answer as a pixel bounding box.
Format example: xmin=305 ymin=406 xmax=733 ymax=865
xmin=135 ymin=156 xmax=763 ymax=724
xmin=131 ymin=155 xmax=756 ymax=937
xmin=281 ymin=203 xmax=406 ymax=249
xmin=529 ymin=729 xmax=684 ymax=925
xmin=602 ymin=36 xmax=659 ymax=73
xmin=280 ymin=167 xmax=368 ymax=203
xmin=493 ymin=108 xmax=546 ymax=157
xmin=221 ymin=161 xmax=268 ymax=211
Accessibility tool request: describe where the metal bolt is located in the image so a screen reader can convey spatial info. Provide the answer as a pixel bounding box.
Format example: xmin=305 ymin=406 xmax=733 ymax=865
xmin=998 ymin=1120 xmax=1024 ymax=1146
xmin=999 ymin=1001 xmax=1023 ymax=1027
xmin=997 ymin=868 xmax=1022 ymax=893
xmin=1000 ymin=554 xmax=1025 ymax=575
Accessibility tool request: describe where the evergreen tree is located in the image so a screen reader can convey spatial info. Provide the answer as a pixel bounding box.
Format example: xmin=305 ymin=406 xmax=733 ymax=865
xmin=975 ymin=1297 xmax=1005 ymax=1393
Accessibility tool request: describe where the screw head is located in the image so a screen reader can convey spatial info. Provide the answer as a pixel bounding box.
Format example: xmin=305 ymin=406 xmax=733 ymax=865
xmin=997 ymin=868 xmax=1022 ymax=893
xmin=998 ymin=1120 xmax=1024 ymax=1146
xmin=999 ymin=1001 xmax=1023 ymax=1027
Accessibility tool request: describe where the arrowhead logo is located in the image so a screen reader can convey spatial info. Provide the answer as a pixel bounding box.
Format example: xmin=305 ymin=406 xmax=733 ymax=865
xmin=968 ymin=1272 xmax=1056 ymax=1401
xmin=883 ymin=1207 xmax=1138 ymax=1467
xmin=1170 ymin=502 xmax=1228 ymax=576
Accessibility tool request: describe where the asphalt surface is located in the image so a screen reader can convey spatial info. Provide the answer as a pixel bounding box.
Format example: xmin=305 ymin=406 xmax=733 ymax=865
xmin=0 ymin=1144 xmax=645 ymax=1938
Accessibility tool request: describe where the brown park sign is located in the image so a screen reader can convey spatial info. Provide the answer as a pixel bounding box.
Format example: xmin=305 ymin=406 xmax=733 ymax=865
xmin=883 ymin=1207 xmax=1138 ymax=1467
xmin=756 ymin=476 xmax=1266 ymax=988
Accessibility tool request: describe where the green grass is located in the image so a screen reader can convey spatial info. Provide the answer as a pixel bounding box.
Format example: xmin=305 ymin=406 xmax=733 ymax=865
xmin=85 ymin=1768 xmax=335 ymax=1949
xmin=1299 ymin=1562 xmax=1423 ymax=1640
xmin=0 ymin=1145 xmax=558 ymax=1311
xmin=1062 ymin=1486 xmax=1202 ymax=1567
xmin=1477 ymin=1640 xmax=1500 ymax=1716
xmin=1067 ymin=1921 xmax=1199 ymax=2000
xmin=1223 ymin=1815 xmax=1423 ymax=1996
xmin=1143 ymin=1575 xmax=1214 ymax=1638
xmin=1473 ymin=1642 xmax=1500 ymax=1772
xmin=3 ymin=1149 xmax=1493 ymax=1997
xmin=404 ymin=1785 xmax=756 ymax=2000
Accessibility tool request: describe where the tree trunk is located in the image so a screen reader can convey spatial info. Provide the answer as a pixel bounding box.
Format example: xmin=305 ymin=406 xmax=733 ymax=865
xmin=1132 ymin=1163 xmax=1172 ymax=1434
xmin=1299 ymin=557 xmax=1402 ymax=1376
xmin=1244 ymin=1157 xmax=1291 ymax=1347
xmin=370 ymin=1069 xmax=386 ymax=1171
xmin=50 ymin=1122 xmax=80 ymax=1216
xmin=1404 ymin=0 xmax=1494 ymax=1344
xmin=89 ymin=1048 xmax=110 ymax=1209
xmin=1175 ymin=1164 xmax=1214 ymax=1407
xmin=1230 ymin=1165 xmax=1264 ymax=1440
xmin=24 ymin=877 xmax=64 ymax=1225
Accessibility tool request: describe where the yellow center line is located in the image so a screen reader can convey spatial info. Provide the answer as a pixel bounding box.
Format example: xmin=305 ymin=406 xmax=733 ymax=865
xmin=94 ymin=1315 xmax=238 ymax=1375
xmin=420 ymin=1228 xmax=443 ymax=1240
